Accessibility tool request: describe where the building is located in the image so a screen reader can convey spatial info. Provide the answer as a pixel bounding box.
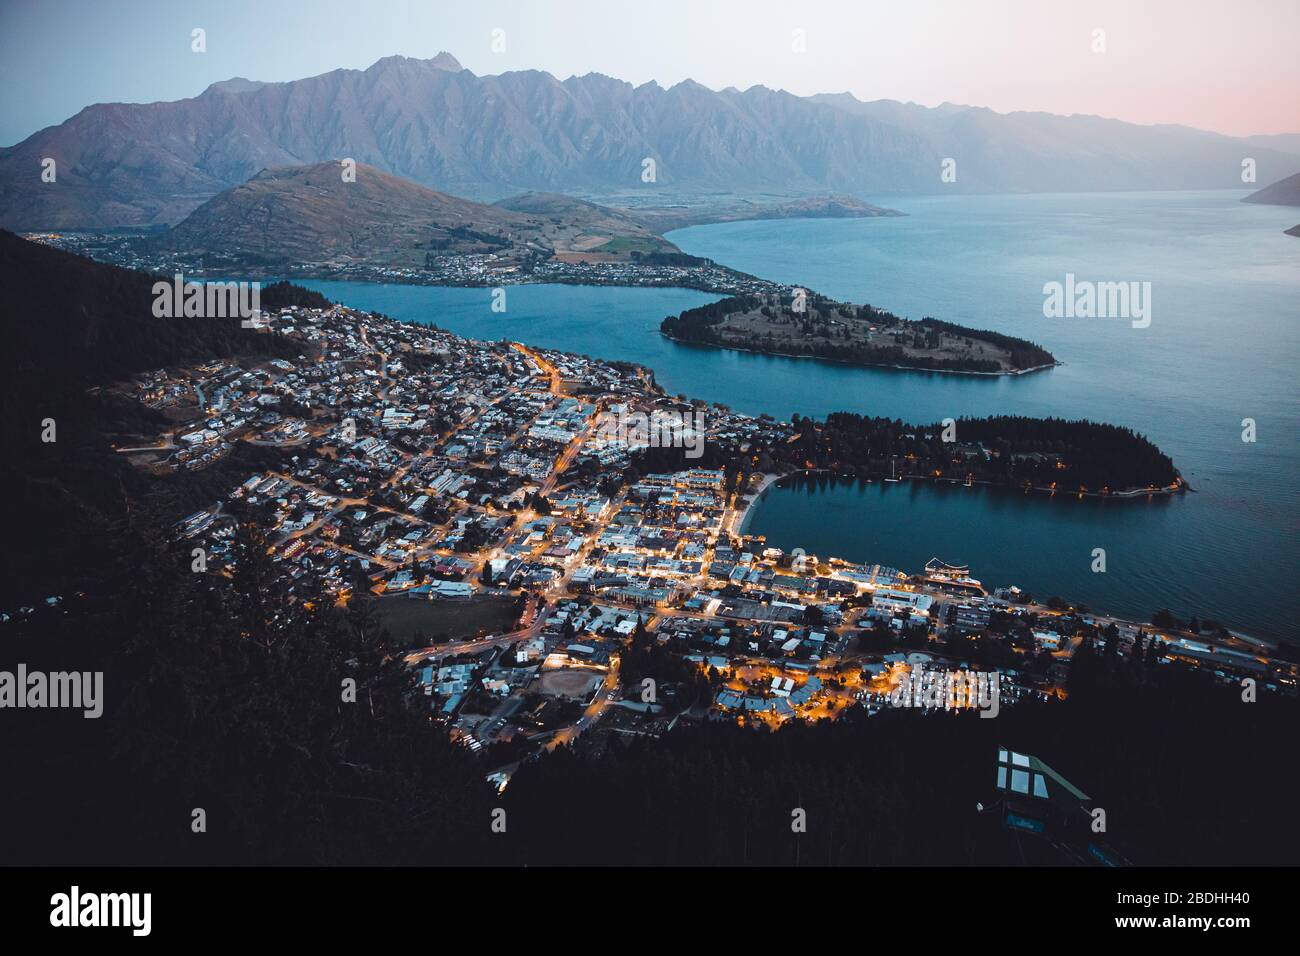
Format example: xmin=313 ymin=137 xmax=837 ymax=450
xmin=676 ymin=469 xmax=725 ymax=491
xmin=872 ymin=587 xmax=935 ymax=616
xmin=411 ymin=580 xmax=474 ymax=601
xmin=954 ymin=604 xmax=992 ymax=632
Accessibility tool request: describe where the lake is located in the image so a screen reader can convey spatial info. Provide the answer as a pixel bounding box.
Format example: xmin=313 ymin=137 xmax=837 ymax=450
xmin=298 ymin=190 xmax=1299 ymax=639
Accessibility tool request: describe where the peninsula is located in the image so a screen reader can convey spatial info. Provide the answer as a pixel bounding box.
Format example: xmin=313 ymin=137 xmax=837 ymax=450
xmin=661 ymin=292 xmax=1058 ymax=375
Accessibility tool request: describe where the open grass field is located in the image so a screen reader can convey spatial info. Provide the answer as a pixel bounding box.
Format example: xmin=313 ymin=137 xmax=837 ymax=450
xmin=536 ymin=668 xmax=603 ymax=701
xmin=378 ymin=593 xmax=520 ymax=644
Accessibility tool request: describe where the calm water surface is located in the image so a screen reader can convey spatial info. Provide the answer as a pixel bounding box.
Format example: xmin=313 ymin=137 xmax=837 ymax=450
xmin=300 ymin=190 xmax=1300 ymax=638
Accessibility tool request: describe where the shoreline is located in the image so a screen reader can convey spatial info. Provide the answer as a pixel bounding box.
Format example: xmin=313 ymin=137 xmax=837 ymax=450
xmin=168 ymin=264 xmax=764 ymax=298
xmin=733 ymin=471 xmax=785 ymax=534
xmin=744 ymin=468 xmax=1187 ymax=515
xmin=733 ymin=469 xmax=1263 ymax=648
xmin=294 ymin=281 xmax=1178 ymax=503
xmin=661 ymin=332 xmax=1060 ymax=377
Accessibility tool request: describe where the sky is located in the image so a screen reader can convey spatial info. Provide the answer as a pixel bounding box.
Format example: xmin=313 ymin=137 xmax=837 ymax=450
xmin=1 ymin=0 xmax=1296 ymax=147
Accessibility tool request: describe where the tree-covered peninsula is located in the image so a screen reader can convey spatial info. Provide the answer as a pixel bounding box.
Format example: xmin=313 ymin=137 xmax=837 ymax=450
xmin=662 ymin=293 xmax=1057 ymax=374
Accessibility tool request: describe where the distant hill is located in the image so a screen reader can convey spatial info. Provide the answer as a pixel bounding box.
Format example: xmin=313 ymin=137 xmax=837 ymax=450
xmin=148 ymin=164 xmax=679 ymax=270
xmin=491 ymin=191 xmax=679 ymax=261
xmin=153 ymin=174 xmax=901 ymax=271
xmin=1241 ymin=172 xmax=1300 ymax=207
xmin=149 ymin=162 xmax=543 ymax=270
xmin=4 ymin=51 xmax=1299 ymax=229
xmin=1244 ymin=133 xmax=1300 ymax=157
xmin=627 ymin=195 xmax=903 ymax=233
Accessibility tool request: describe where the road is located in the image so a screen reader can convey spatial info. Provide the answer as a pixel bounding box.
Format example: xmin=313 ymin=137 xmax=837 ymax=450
xmin=547 ymin=653 xmax=621 ymax=751
xmin=402 ymin=605 xmax=554 ymax=664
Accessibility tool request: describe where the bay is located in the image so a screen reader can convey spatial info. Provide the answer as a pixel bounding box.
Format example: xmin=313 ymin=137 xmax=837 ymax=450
xmin=297 ymin=190 xmax=1300 ymax=638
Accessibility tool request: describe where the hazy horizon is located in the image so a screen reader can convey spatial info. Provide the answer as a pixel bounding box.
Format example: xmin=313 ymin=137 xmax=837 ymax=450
xmin=2 ymin=0 xmax=1297 ymax=148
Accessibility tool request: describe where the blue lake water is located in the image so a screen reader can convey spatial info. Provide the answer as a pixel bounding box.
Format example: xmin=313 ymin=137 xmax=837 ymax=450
xmin=298 ymin=190 xmax=1299 ymax=639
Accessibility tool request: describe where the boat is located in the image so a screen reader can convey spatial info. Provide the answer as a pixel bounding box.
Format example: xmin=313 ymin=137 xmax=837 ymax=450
xmin=923 ymin=557 xmax=984 ymax=594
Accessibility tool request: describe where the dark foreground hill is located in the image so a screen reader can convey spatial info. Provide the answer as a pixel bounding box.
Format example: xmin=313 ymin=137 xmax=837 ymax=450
xmin=0 ymin=230 xmax=313 ymax=604
xmin=0 ymin=229 xmax=303 ymax=388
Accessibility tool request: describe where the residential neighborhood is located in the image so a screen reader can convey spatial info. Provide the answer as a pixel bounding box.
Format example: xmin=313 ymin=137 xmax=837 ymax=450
xmin=76 ymin=299 xmax=1293 ymax=794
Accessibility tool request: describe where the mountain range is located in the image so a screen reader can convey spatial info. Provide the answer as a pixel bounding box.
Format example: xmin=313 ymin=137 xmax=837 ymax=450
xmin=3 ymin=51 xmax=1299 ymax=230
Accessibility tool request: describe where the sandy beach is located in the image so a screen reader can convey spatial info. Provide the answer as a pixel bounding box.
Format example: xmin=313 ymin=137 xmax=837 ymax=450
xmin=732 ymin=472 xmax=786 ymax=535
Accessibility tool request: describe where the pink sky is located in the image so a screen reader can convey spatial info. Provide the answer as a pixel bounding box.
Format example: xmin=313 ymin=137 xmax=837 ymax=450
xmin=2 ymin=0 xmax=1296 ymax=146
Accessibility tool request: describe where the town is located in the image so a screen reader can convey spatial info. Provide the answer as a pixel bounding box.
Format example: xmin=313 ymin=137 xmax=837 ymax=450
xmin=98 ymin=300 xmax=1298 ymax=792
xmin=24 ymin=231 xmax=784 ymax=297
